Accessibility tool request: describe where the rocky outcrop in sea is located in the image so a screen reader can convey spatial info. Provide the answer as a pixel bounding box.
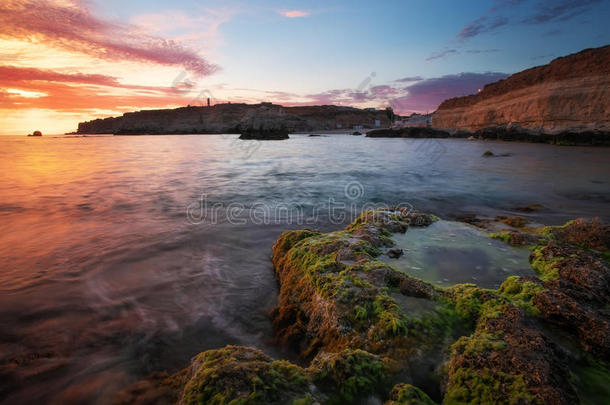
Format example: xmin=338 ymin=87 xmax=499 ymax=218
xmin=114 ymin=208 xmax=610 ymax=404
xmin=76 ymin=103 xmax=392 ymax=135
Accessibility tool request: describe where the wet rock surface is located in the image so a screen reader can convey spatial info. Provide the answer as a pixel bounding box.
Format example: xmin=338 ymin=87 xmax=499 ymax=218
xmin=116 ymin=209 xmax=610 ymax=404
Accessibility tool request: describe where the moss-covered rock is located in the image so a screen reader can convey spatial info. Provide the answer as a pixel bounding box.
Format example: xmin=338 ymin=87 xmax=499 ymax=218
xmin=386 ymin=383 xmax=436 ymax=405
xmin=271 ymin=207 xmax=452 ymax=360
xmin=308 ymin=349 xmax=387 ymax=404
xmin=498 ymin=276 xmax=545 ymax=316
xmin=496 ymin=215 xmax=530 ymax=228
xmin=489 ymin=231 xmax=543 ymax=246
xmin=487 ymin=217 xmax=610 ymax=359
xmin=116 ymin=212 xmax=610 ymax=405
xmin=544 ymin=217 xmax=610 ymax=251
xmin=444 ymin=368 xmax=535 ymax=405
xmin=529 ymin=244 xmax=563 ymax=281
xmin=180 ymin=346 xmax=312 ymax=405
xmin=445 ymin=301 xmax=577 ymax=404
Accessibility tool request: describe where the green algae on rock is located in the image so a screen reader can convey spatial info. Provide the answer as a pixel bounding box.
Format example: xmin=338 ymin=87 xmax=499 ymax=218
xmin=444 ymin=289 xmax=577 ymax=404
xmin=497 ymin=276 xmax=545 ymax=316
xmin=308 ymin=349 xmax=387 ymax=404
xmin=386 ymin=383 xmax=436 ymax=405
xmin=491 ymin=217 xmax=610 ymax=359
xmin=271 ymin=208 xmax=463 ymax=362
xmin=270 ymin=208 xmax=601 ymax=404
xmin=115 ymin=210 xmax=610 ymax=405
xmin=180 ymin=346 xmax=311 ymax=405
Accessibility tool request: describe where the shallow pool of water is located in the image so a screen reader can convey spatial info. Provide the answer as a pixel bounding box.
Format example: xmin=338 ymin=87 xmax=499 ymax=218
xmin=381 ymin=220 xmax=534 ymax=288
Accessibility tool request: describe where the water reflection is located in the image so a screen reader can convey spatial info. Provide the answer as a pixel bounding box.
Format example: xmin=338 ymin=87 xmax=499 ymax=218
xmin=0 ymin=134 xmax=609 ymax=403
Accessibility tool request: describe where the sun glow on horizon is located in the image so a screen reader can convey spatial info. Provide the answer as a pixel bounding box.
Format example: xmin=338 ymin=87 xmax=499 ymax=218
xmin=1 ymin=0 xmax=607 ymax=135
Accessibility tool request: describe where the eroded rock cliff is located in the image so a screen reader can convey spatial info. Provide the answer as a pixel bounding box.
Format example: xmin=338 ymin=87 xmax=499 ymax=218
xmin=432 ymin=45 xmax=610 ymax=135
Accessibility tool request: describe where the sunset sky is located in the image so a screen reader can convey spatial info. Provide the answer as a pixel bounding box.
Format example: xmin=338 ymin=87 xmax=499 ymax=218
xmin=0 ymin=0 xmax=608 ymax=135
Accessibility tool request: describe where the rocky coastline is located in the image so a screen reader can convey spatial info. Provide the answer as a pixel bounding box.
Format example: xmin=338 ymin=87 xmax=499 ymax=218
xmin=366 ymin=125 xmax=610 ymax=146
xmin=432 ymin=46 xmax=610 ymax=140
xmin=77 ymin=103 xmax=392 ymax=136
xmin=114 ymin=207 xmax=610 ymax=404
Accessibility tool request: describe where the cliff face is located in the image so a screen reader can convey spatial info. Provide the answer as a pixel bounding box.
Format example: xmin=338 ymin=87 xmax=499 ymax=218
xmin=432 ymin=45 xmax=610 ymax=134
xmin=77 ymin=103 xmax=392 ymax=134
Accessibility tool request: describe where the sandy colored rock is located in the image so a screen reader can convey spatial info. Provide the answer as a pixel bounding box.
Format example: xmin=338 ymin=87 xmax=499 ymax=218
xmin=432 ymin=46 xmax=610 ymax=135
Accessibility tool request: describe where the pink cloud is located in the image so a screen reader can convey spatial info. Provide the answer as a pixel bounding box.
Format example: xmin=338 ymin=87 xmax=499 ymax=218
xmin=0 ymin=65 xmax=185 ymax=93
xmin=389 ymin=72 xmax=509 ymax=113
xmin=0 ymin=0 xmax=218 ymax=76
xmin=282 ymin=72 xmax=509 ymax=115
xmin=0 ymin=65 xmax=199 ymax=112
xmin=279 ymin=10 xmax=310 ymax=18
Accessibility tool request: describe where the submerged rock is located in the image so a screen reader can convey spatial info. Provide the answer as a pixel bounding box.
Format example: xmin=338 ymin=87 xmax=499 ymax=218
xmin=496 ymin=215 xmax=530 ymax=228
xmin=27 ymin=130 xmax=42 ymax=137
xmin=387 ymin=248 xmax=404 ymax=259
xmin=366 ymin=127 xmax=450 ymax=138
xmin=482 ymin=150 xmax=513 ymax=157
xmin=239 ymin=129 xmax=289 ymax=140
xmin=514 ymin=203 xmax=544 ymax=213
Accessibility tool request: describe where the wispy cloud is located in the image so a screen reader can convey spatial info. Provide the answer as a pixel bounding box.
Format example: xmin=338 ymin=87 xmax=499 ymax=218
xmin=0 ymin=0 xmax=218 ymax=76
xmin=456 ymin=0 xmax=601 ymax=41
xmin=394 ymin=76 xmax=424 ymax=83
xmin=130 ymin=7 xmax=237 ymax=46
xmin=287 ymin=72 xmax=509 ymax=115
xmin=278 ymin=10 xmax=310 ymax=18
xmin=0 ymin=65 xmax=184 ymax=92
xmin=426 ymin=49 xmax=459 ymax=61
xmin=457 ymin=16 xmax=508 ymax=40
xmin=389 ymin=72 xmax=509 ymax=113
xmin=466 ymin=49 xmax=501 ymax=54
xmin=522 ymin=0 xmax=602 ymax=24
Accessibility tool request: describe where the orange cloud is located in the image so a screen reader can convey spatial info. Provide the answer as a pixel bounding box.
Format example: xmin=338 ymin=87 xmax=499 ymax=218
xmin=0 ymin=0 xmax=218 ymax=76
xmin=0 ymin=66 xmax=198 ymax=112
xmin=279 ymin=10 xmax=310 ymax=18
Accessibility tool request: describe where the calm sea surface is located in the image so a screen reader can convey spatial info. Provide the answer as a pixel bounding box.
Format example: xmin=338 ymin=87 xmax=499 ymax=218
xmin=0 ymin=134 xmax=609 ymax=404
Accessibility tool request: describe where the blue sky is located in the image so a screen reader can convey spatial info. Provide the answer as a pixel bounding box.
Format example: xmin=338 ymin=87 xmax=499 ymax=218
xmin=102 ymin=0 xmax=609 ymax=87
xmin=1 ymin=0 xmax=609 ymax=133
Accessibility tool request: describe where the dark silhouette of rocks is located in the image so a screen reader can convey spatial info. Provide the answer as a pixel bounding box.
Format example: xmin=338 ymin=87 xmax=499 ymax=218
xmin=77 ymin=103 xmax=392 ymax=135
xmin=366 ymin=127 xmax=450 ymax=138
